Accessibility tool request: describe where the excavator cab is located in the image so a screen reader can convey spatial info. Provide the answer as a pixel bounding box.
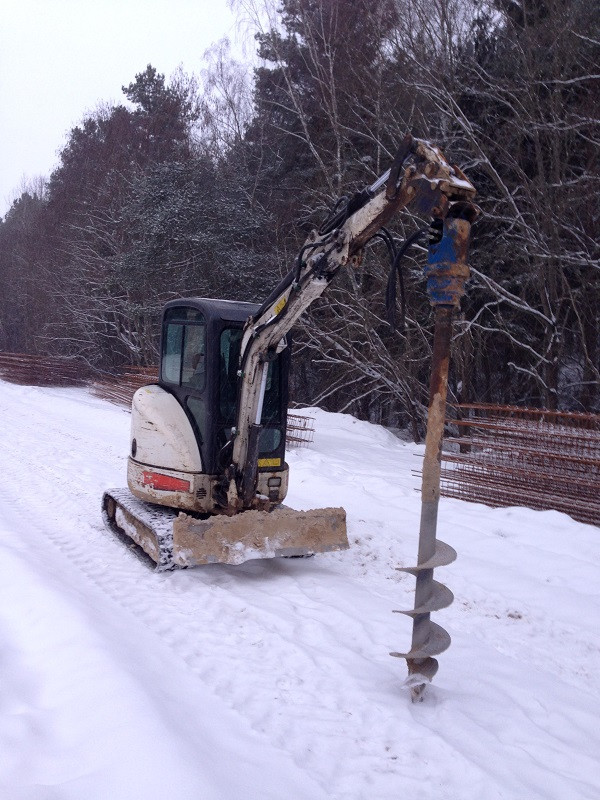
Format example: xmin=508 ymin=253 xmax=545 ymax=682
xmin=122 ymin=298 xmax=291 ymax=517
xmin=158 ymin=298 xmax=290 ymax=481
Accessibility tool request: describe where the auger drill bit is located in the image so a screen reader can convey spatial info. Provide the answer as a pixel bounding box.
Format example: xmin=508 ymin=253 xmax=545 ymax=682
xmin=391 ymin=202 xmax=479 ymax=701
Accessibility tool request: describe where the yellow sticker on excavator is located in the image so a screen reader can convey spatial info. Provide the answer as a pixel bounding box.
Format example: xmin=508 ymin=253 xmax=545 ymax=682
xmin=258 ymin=458 xmax=281 ymax=468
xmin=274 ymin=297 xmax=286 ymax=314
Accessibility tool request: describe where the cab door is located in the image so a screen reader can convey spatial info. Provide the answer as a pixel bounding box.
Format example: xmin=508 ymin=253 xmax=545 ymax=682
xmin=218 ymin=325 xmax=289 ymax=471
xmin=160 ymin=306 xmax=210 ymax=466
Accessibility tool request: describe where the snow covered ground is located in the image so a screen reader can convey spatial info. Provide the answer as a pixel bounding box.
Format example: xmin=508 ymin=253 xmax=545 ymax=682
xmin=0 ymin=380 xmax=598 ymax=800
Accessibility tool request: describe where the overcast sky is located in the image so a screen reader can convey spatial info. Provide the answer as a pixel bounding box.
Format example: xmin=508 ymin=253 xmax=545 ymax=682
xmin=0 ymin=0 xmax=246 ymax=217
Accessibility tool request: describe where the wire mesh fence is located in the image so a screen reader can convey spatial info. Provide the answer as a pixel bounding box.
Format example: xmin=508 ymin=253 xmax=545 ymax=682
xmin=441 ymin=403 xmax=600 ymax=526
xmin=0 ymin=352 xmax=155 ymax=399
xmin=90 ymin=366 xmax=159 ymax=406
xmin=0 ymin=352 xmax=91 ymax=386
xmin=0 ymin=352 xmax=316 ymax=450
xmin=286 ymin=413 xmax=316 ymax=448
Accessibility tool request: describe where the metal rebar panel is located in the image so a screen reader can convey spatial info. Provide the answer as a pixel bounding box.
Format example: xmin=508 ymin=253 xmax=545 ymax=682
xmin=440 ymin=404 xmax=600 ymax=526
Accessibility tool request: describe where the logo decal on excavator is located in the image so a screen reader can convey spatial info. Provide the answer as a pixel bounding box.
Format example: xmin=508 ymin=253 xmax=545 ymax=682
xmin=274 ymin=297 xmax=286 ymax=315
xmin=142 ymin=471 xmax=191 ymax=492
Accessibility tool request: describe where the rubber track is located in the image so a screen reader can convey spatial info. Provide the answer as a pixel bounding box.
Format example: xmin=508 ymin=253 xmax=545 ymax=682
xmin=103 ymin=488 xmax=178 ymax=571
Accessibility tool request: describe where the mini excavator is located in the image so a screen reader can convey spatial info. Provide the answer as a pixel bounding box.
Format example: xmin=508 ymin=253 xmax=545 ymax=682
xmin=102 ymin=135 xmax=476 ymax=570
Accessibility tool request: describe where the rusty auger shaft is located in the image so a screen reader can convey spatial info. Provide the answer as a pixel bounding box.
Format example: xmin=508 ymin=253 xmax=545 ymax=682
xmin=391 ymin=203 xmax=479 ymax=701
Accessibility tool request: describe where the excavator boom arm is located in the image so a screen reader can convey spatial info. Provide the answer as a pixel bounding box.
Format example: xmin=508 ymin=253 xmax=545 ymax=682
xmin=228 ymin=135 xmax=476 ymax=511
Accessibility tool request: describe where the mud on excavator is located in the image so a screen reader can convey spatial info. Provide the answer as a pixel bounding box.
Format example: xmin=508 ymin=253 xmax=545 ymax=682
xmin=102 ymin=135 xmax=476 ymax=570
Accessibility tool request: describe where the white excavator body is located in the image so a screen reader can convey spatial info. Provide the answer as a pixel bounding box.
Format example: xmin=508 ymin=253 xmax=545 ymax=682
xmin=102 ymin=135 xmax=476 ymax=570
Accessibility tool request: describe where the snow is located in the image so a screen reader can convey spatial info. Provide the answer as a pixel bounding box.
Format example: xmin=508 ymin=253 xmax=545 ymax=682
xmin=0 ymin=381 xmax=599 ymax=799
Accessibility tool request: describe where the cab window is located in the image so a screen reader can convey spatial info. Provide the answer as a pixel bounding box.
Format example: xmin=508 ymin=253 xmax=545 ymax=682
xmin=219 ymin=328 xmax=243 ymax=421
xmin=161 ymin=308 xmax=206 ymax=390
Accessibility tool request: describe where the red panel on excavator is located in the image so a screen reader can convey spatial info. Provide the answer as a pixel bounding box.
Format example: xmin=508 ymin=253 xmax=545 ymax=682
xmin=142 ymin=471 xmax=191 ymax=493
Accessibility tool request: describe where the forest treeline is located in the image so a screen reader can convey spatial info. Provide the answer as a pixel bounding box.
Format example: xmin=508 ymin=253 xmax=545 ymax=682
xmin=1 ymin=0 xmax=598 ymax=436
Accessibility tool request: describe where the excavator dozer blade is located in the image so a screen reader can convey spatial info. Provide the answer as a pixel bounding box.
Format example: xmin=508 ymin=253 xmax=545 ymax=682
xmin=102 ymin=488 xmax=348 ymax=571
xmin=172 ymin=504 xmax=348 ymax=567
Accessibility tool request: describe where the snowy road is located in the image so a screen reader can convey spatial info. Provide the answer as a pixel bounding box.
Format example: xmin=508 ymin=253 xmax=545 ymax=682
xmin=0 ymin=381 xmax=599 ymax=799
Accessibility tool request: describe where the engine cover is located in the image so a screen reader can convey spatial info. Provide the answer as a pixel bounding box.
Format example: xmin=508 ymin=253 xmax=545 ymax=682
xmin=130 ymin=385 xmax=202 ymax=472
